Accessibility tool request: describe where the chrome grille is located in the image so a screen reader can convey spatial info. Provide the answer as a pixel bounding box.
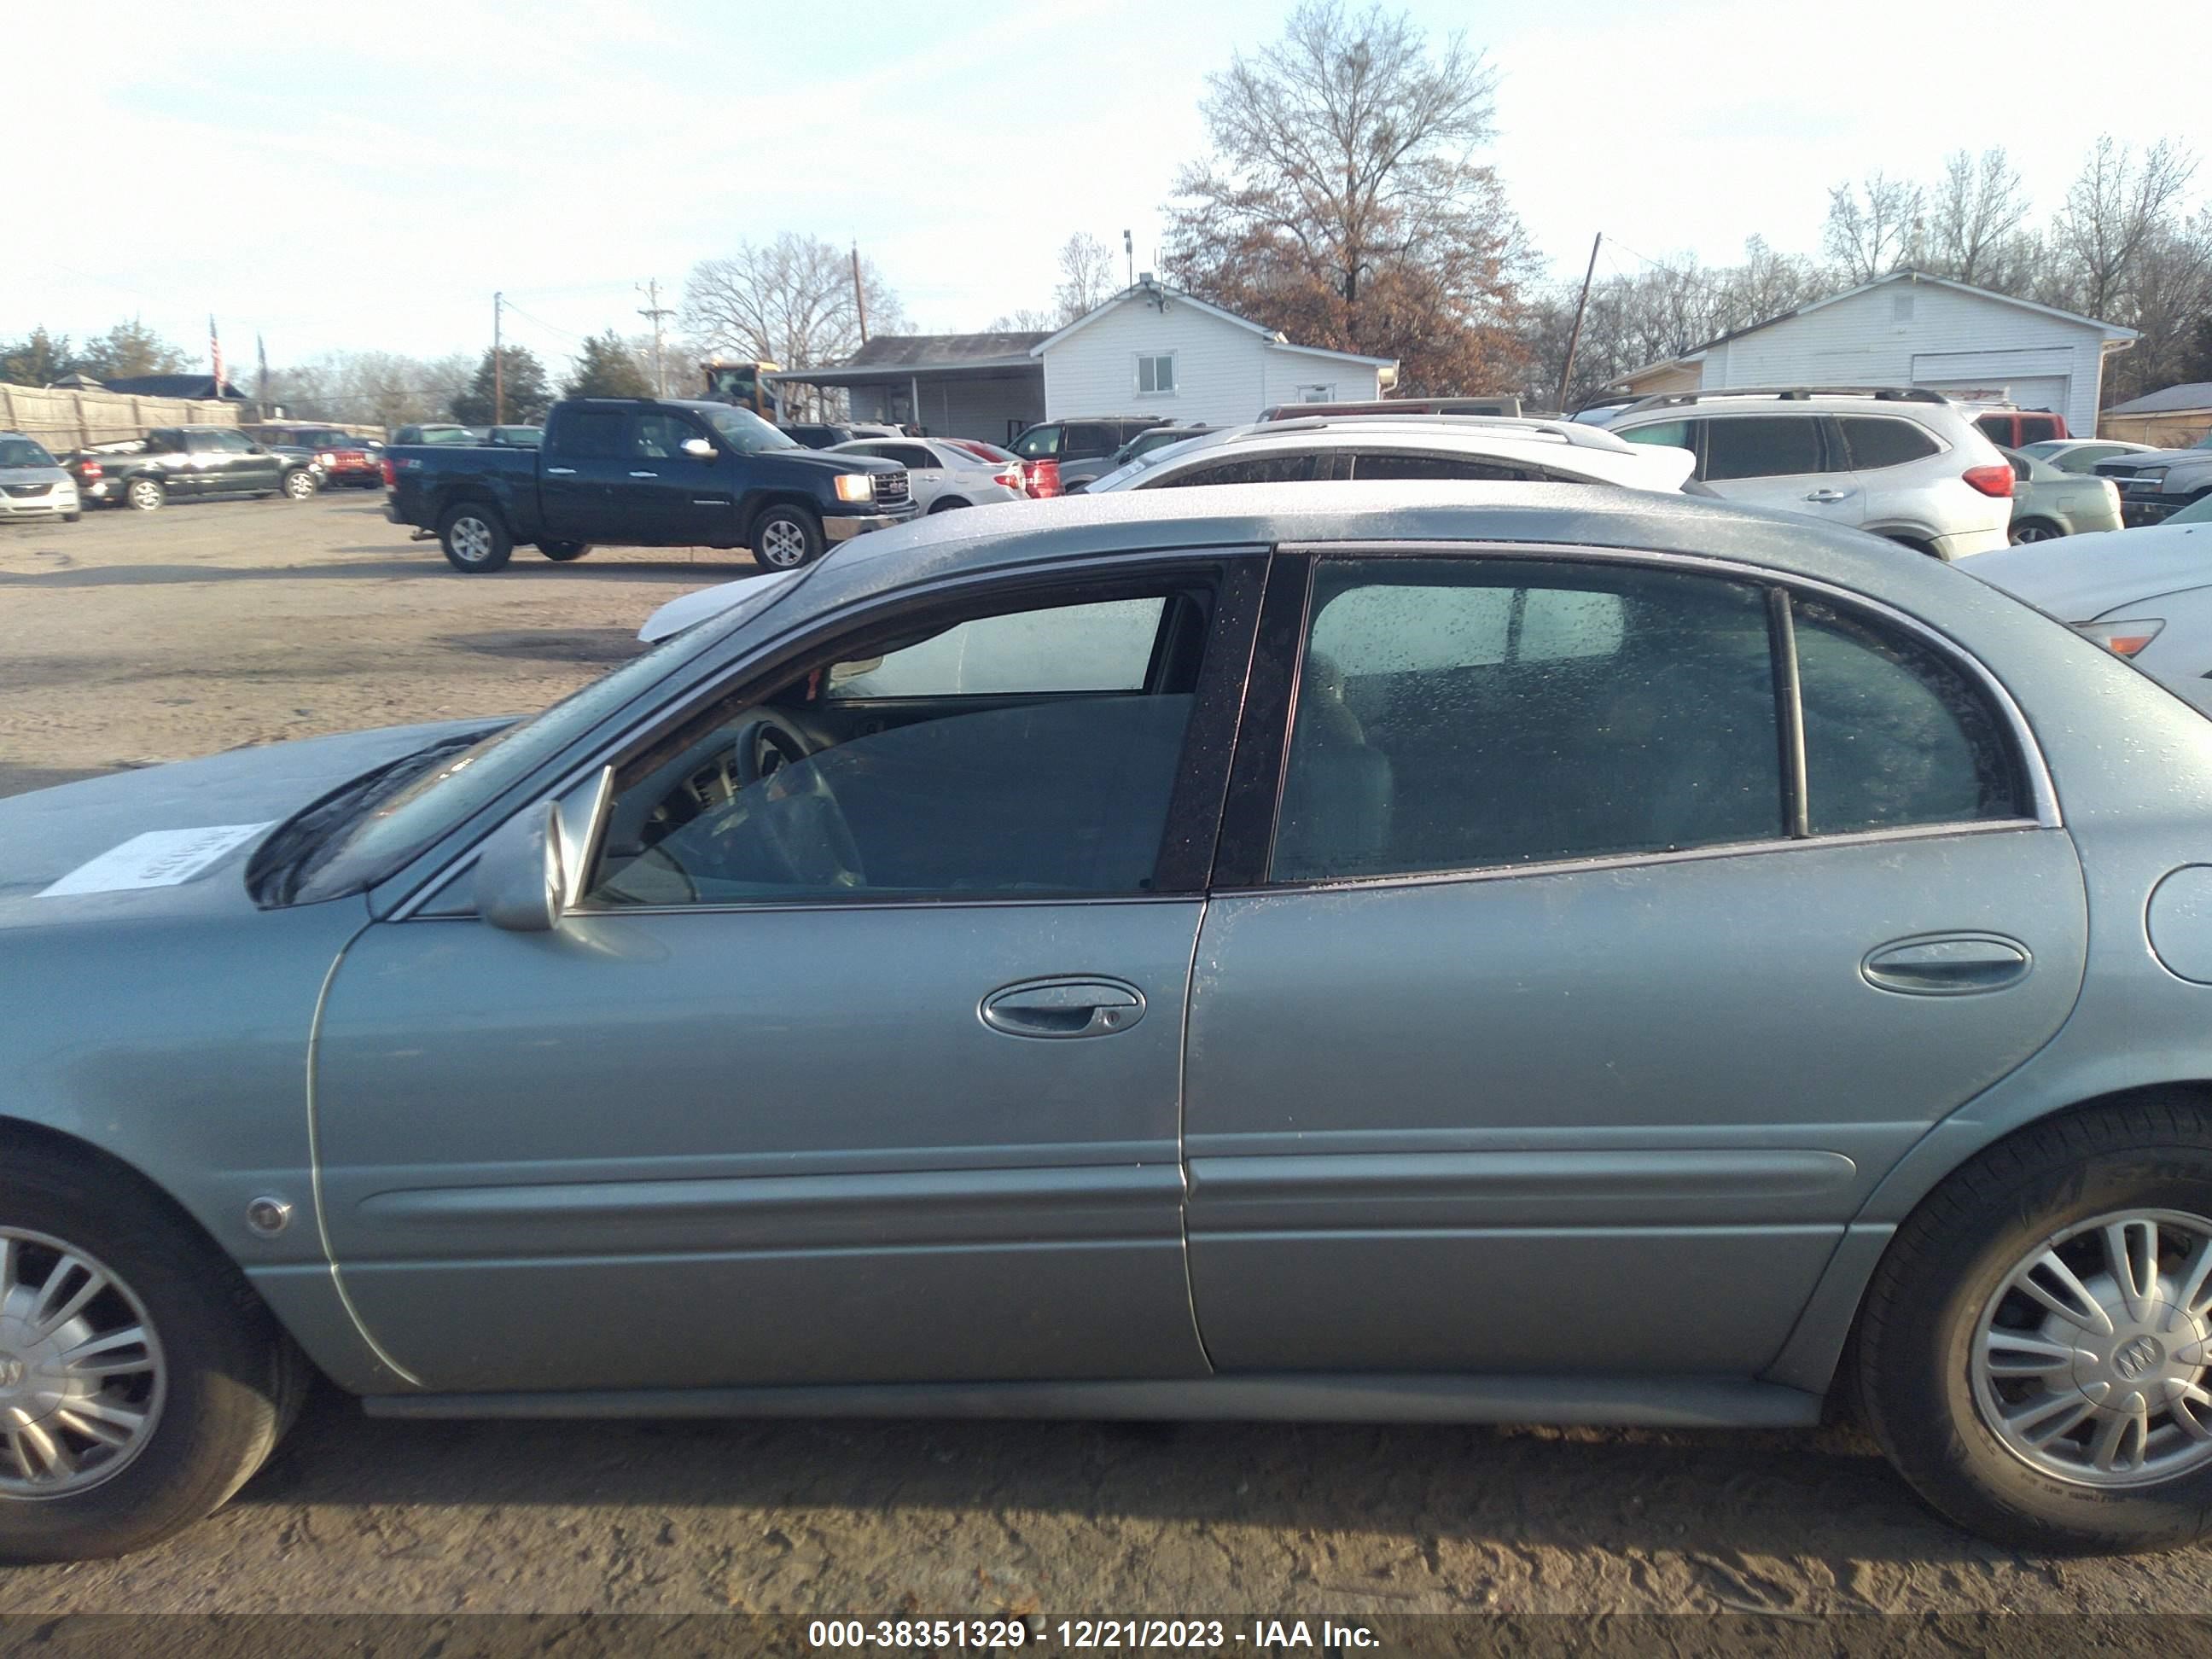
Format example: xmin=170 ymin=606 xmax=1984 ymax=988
xmin=874 ymin=469 xmax=911 ymax=508
xmin=2 ymin=482 xmax=52 ymax=498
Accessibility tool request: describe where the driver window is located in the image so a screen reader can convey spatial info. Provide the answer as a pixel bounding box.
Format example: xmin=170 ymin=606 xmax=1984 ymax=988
xmin=583 ymin=589 xmax=1208 ymax=908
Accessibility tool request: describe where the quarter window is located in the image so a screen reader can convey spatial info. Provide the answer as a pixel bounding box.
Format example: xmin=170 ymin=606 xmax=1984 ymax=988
xmin=1791 ymin=601 xmax=2025 ymax=833
xmin=1703 ymin=416 xmax=1824 ymax=480
xmin=1137 ymin=353 xmax=1176 ymax=394
xmin=1838 ymin=416 xmax=1940 ymax=471
xmin=1617 ymin=419 xmax=1693 ymax=450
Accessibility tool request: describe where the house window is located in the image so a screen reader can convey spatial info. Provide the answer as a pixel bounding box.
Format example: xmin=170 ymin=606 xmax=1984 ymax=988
xmin=1299 ymin=384 xmax=1335 ymax=404
xmin=1136 ymin=352 xmax=1177 ymax=395
xmin=1892 ymin=292 xmax=1915 ymax=323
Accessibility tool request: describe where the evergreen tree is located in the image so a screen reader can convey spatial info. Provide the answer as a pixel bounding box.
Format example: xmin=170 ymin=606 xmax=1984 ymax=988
xmin=451 ymin=346 xmax=552 ymax=425
xmin=563 ymin=330 xmax=655 ymax=399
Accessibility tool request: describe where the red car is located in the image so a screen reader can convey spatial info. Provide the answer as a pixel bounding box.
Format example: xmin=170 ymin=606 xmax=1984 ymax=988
xmin=244 ymin=425 xmax=384 ymax=490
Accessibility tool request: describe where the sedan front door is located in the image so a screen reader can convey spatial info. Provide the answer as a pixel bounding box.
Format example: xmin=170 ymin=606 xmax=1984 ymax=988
xmin=1182 ymin=550 xmax=2086 ymax=1377
xmin=311 ymin=564 xmax=1261 ymax=1394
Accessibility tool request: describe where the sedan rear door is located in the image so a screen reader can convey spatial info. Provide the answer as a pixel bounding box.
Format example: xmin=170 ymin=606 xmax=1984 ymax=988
xmin=1181 ymin=548 xmax=2085 ymax=1379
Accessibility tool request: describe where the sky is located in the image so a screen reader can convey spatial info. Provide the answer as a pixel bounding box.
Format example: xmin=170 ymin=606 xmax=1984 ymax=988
xmin=5 ymin=0 xmax=2208 ymax=379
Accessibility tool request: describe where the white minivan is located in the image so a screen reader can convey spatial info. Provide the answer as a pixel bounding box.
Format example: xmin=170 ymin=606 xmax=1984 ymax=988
xmin=1607 ymin=387 xmax=2016 ymax=559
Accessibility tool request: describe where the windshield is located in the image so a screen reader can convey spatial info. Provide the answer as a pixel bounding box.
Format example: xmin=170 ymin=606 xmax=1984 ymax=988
xmin=704 ymin=405 xmax=799 ymax=453
xmin=285 ymin=597 xmax=778 ymax=901
xmin=0 ymin=437 xmax=56 ymax=468
xmin=2167 ymin=495 xmax=2212 ymax=527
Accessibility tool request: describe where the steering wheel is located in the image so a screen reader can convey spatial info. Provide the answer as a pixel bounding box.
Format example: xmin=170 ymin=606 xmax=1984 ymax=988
xmin=731 ymin=716 xmax=813 ymax=786
xmin=747 ymin=746 xmax=867 ymax=890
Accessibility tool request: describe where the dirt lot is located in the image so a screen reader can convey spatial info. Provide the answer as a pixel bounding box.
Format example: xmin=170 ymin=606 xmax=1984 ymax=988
xmin=3 ymin=496 xmax=2211 ymax=1625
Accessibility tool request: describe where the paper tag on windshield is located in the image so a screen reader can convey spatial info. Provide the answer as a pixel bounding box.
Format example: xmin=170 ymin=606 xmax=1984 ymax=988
xmin=39 ymin=824 xmax=274 ymax=897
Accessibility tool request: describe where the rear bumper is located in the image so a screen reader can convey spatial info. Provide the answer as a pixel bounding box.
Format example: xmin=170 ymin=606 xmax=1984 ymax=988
xmin=824 ymin=506 xmax=919 ymax=541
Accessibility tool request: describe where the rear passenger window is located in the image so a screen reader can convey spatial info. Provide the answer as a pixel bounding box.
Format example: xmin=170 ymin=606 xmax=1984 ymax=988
xmin=1349 ymin=453 xmax=1537 ymax=482
xmin=1792 ymin=601 xmax=2025 ymax=832
xmin=1151 ymin=454 xmax=1319 ymax=487
xmin=1703 ymin=416 xmax=1824 ymax=480
xmin=1272 ymin=559 xmax=1782 ymax=882
xmin=556 ymin=410 xmax=630 ymax=460
xmin=1839 ymin=416 xmax=1941 ymax=471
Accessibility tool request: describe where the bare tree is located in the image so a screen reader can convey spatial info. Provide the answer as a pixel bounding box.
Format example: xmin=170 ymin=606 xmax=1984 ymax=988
xmin=2053 ymin=135 xmax=2201 ymax=319
xmin=1928 ymin=148 xmax=2029 ymax=285
xmin=1052 ymin=234 xmax=1117 ymax=323
xmin=985 ymin=308 xmax=1057 ymax=332
xmin=1163 ymin=0 xmax=1531 ymax=393
xmin=2110 ymin=208 xmax=2212 ymax=400
xmin=681 ymin=234 xmax=908 ymax=370
xmin=1822 ymin=172 xmax=1928 ymax=283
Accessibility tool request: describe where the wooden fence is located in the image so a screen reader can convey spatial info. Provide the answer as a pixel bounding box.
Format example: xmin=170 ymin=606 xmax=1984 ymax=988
xmin=0 ymin=383 xmax=242 ymax=452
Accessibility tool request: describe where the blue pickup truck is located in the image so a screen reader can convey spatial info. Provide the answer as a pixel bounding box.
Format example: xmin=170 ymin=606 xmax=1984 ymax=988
xmin=384 ymin=397 xmax=918 ymax=572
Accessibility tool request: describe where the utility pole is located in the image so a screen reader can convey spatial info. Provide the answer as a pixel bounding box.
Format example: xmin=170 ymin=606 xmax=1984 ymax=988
xmin=492 ymin=291 xmax=504 ymax=426
xmin=1123 ymin=229 xmax=1133 ymax=288
xmin=851 ymin=242 xmax=868 ymax=345
xmin=1555 ymin=232 xmax=1601 ymax=417
xmin=636 ymin=278 xmax=672 ymax=396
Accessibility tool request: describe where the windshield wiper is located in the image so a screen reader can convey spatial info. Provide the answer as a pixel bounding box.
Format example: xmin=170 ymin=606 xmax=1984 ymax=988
xmin=247 ymin=732 xmax=492 ymax=906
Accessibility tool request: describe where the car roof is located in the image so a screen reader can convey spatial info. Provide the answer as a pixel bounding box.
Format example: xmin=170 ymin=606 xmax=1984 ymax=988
xmin=1097 ymin=417 xmax=1691 ymax=491
xmin=655 ymin=481 xmax=1990 ymax=642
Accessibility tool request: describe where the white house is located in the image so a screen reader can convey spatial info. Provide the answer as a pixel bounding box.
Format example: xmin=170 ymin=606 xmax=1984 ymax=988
xmin=1033 ymin=277 xmax=1397 ymax=427
xmin=1614 ymin=271 xmax=2135 ymax=437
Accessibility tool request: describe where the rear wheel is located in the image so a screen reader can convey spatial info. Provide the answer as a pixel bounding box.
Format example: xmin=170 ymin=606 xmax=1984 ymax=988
xmin=439 ymin=504 xmax=512 ymax=573
xmin=753 ymin=504 xmax=824 ymax=569
xmin=124 ymin=478 xmax=165 ymax=513
xmin=2010 ymin=518 xmax=2065 ymax=544
xmin=0 ymin=1144 xmax=304 ymax=1563
xmin=1858 ymin=1101 xmax=2212 ymax=1552
xmin=538 ymin=541 xmax=591 ymax=562
xmin=62 ymin=513 xmax=80 ymax=524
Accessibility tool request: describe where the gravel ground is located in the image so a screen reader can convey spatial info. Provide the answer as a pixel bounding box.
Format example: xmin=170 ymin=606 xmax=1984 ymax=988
xmin=3 ymin=495 xmax=2210 ymax=1627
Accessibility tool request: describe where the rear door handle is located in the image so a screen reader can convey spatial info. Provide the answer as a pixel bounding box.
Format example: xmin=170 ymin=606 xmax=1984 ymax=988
xmin=546 ymin=466 xmax=578 ymax=475
xmin=1863 ymin=934 xmax=2032 ymax=995
xmin=1804 ymin=488 xmax=1849 ymax=503
xmin=981 ymin=976 xmax=1145 ymax=1039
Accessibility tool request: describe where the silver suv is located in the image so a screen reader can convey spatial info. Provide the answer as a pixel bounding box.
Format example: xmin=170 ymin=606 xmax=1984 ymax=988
xmin=1082 ymin=414 xmax=1697 ymax=495
xmin=1605 ymin=387 xmax=2015 ymax=559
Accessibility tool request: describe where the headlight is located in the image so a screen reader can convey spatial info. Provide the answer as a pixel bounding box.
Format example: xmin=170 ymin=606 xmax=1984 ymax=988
xmin=833 ymin=473 xmax=876 ymax=504
xmin=2075 ymin=618 xmax=2165 ymax=658
xmin=317 ymin=451 xmax=336 ymax=467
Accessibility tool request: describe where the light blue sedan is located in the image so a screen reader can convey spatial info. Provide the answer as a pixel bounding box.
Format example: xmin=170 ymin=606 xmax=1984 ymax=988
xmin=9 ymin=483 xmax=2212 ymax=1560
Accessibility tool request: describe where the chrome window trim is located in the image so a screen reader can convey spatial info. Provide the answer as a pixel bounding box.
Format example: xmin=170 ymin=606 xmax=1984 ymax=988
xmin=1275 ymin=538 xmax=2061 ymax=832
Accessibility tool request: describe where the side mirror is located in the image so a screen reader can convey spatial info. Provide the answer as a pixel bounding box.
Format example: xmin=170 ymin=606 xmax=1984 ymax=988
xmin=475 ymin=800 xmax=565 ymax=932
xmin=681 ymin=437 xmax=716 ymax=460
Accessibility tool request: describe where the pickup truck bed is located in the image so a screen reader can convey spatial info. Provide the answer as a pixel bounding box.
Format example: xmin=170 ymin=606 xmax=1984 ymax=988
xmin=385 ymin=396 xmax=919 ymax=572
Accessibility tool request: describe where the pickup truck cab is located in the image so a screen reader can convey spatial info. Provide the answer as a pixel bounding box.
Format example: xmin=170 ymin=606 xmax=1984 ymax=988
xmin=386 ymin=398 xmax=917 ymax=572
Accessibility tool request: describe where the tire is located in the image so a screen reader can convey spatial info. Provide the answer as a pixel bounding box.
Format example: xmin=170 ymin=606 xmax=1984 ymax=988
xmin=752 ymin=504 xmax=824 ymax=569
xmin=282 ymin=469 xmax=317 ymax=501
xmin=439 ymin=504 xmax=513 ymax=573
xmin=927 ymin=497 xmax=971 ymax=514
xmin=538 ymin=541 xmax=591 ymax=562
xmin=1857 ymin=1098 xmax=2212 ymax=1553
xmin=62 ymin=513 xmax=80 ymax=524
xmin=124 ymin=477 xmax=165 ymax=513
xmin=0 ymin=1143 xmax=306 ymax=1563
xmin=2010 ymin=518 xmax=2065 ymax=544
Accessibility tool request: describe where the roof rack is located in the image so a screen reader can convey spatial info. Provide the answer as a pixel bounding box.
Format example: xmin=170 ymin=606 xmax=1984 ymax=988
xmin=1619 ymin=385 xmax=1950 ymax=416
xmin=1235 ymin=411 xmax=1639 ymax=454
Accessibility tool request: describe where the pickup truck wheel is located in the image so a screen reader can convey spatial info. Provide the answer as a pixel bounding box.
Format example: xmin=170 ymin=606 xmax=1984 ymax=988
xmin=538 ymin=541 xmax=591 ymax=562
xmin=754 ymin=505 xmax=824 ymax=569
xmin=125 ymin=478 xmax=165 ymax=513
xmin=282 ymin=469 xmax=317 ymax=501
xmin=439 ymin=506 xmax=513 ymax=573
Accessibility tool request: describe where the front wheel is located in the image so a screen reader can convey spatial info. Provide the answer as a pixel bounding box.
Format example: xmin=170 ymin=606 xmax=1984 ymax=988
xmin=1858 ymin=1101 xmax=2212 ymax=1552
xmin=439 ymin=504 xmax=513 ymax=573
xmin=538 ymin=541 xmax=591 ymax=562
xmin=282 ymin=469 xmax=318 ymax=501
xmin=753 ymin=504 xmax=824 ymax=569
xmin=0 ymin=1144 xmax=305 ymax=1563
xmin=2010 ymin=519 xmax=2064 ymax=544
xmin=124 ymin=478 xmax=165 ymax=513
xmin=62 ymin=513 xmax=80 ymax=524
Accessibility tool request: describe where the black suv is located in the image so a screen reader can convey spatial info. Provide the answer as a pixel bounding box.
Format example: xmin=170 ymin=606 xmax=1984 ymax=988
xmin=1009 ymin=416 xmax=1169 ymax=469
xmin=780 ymin=423 xmax=856 ymax=449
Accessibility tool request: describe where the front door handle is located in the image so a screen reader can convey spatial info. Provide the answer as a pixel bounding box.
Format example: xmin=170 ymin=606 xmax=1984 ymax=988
xmin=546 ymin=466 xmax=578 ymax=475
xmin=1863 ymin=934 xmax=2032 ymax=995
xmin=1804 ymin=488 xmax=1849 ymax=503
xmin=628 ymin=470 xmax=660 ymax=478
xmin=981 ymin=976 xmax=1145 ymax=1039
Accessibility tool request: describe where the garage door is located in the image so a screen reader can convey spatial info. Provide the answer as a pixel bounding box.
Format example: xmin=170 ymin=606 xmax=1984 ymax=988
xmin=1918 ymin=374 xmax=2069 ymax=416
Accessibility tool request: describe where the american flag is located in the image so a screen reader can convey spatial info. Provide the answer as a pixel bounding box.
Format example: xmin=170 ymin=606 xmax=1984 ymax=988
xmin=209 ymin=315 xmax=225 ymax=393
